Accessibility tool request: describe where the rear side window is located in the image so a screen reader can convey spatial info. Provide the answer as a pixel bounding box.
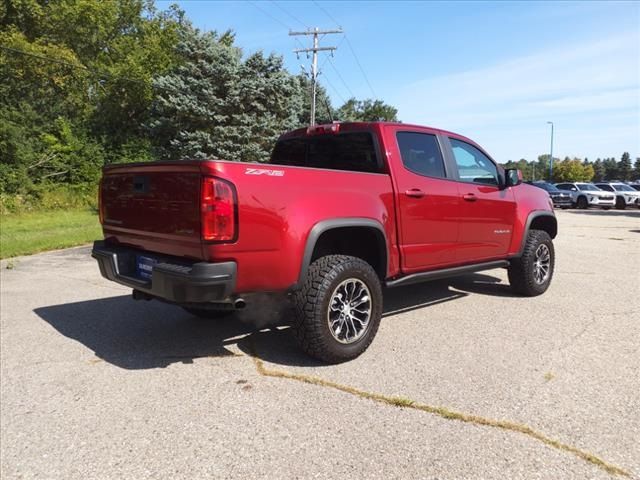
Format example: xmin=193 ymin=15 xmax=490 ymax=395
xmin=396 ymin=132 xmax=446 ymax=178
xmin=270 ymin=132 xmax=380 ymax=173
xmin=450 ymin=138 xmax=498 ymax=186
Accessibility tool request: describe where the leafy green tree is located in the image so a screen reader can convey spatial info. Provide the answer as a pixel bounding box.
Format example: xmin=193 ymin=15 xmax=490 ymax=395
xmin=552 ymin=158 xmax=593 ymax=182
xmin=618 ymin=152 xmax=632 ymax=181
xmin=1 ymin=0 xmax=182 ymax=195
xmin=633 ymin=158 xmax=640 ymax=181
xmin=335 ymin=98 xmax=398 ymax=122
xmin=148 ymin=26 xmax=304 ymax=162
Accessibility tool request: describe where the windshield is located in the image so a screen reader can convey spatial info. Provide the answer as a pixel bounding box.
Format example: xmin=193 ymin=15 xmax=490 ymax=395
xmin=577 ymin=183 xmax=601 ymax=191
xmin=612 ymin=184 xmax=636 ymax=192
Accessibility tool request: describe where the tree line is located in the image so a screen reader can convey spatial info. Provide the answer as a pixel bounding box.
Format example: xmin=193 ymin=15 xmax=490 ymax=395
xmin=1 ymin=0 xmax=637 ymax=212
xmin=502 ymin=152 xmax=640 ymax=183
xmin=0 ymin=0 xmax=397 ymax=206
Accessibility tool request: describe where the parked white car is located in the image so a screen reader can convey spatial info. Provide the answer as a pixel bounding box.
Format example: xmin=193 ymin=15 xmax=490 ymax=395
xmin=555 ymin=182 xmax=616 ymax=209
xmin=594 ymin=182 xmax=640 ymax=209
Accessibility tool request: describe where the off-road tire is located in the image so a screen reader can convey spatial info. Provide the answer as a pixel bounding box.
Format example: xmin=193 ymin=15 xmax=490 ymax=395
xmin=293 ymin=255 xmax=383 ymax=363
xmin=615 ymin=197 xmax=626 ymax=210
xmin=508 ymin=230 xmax=554 ymax=296
xmin=182 ymin=307 xmax=234 ymax=319
xmin=576 ymin=196 xmax=588 ymax=209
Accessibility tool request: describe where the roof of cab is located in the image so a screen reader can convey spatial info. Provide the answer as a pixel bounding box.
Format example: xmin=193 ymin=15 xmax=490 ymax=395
xmin=277 ymin=121 xmax=469 ymax=142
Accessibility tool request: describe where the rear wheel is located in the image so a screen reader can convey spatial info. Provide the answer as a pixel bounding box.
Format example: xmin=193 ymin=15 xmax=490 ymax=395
xmin=293 ymin=255 xmax=382 ymax=363
xmin=576 ymin=196 xmax=588 ymax=209
xmin=182 ymin=307 xmax=234 ymax=319
xmin=508 ymin=230 xmax=554 ymax=296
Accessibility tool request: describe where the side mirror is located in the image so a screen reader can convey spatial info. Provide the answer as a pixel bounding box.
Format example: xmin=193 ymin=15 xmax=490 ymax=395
xmin=505 ymin=168 xmax=523 ymax=187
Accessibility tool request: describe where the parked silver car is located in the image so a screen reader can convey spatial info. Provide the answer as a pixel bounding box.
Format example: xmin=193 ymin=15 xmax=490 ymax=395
xmin=594 ymin=182 xmax=640 ymax=209
xmin=555 ymin=182 xmax=616 ymax=209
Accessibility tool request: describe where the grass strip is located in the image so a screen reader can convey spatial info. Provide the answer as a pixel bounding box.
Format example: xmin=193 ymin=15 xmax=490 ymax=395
xmin=0 ymin=209 xmax=100 ymax=259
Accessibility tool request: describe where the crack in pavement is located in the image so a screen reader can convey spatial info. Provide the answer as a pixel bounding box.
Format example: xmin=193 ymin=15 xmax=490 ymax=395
xmin=248 ymin=335 xmax=630 ymax=478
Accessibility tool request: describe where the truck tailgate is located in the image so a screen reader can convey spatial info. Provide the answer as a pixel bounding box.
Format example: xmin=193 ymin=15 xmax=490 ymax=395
xmin=100 ymin=162 xmax=203 ymax=259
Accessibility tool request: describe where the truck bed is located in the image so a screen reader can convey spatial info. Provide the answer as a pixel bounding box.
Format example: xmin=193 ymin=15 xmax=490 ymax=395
xmin=100 ymin=159 xmax=396 ymax=293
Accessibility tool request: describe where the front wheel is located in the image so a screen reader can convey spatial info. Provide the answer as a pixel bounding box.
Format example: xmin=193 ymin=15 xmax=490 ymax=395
xmin=508 ymin=230 xmax=555 ymax=296
xmin=615 ymin=197 xmax=626 ymax=210
xmin=292 ymin=255 xmax=383 ymax=363
xmin=576 ymin=196 xmax=588 ymax=209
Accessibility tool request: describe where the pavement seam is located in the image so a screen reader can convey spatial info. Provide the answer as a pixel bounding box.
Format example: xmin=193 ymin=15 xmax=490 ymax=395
xmin=249 ymin=336 xmax=630 ymax=478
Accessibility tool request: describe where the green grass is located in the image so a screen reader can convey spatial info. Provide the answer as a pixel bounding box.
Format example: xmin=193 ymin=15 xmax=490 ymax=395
xmin=0 ymin=209 xmax=101 ymax=259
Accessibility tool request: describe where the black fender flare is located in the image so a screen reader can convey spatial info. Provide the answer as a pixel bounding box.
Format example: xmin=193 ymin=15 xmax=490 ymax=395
xmin=513 ymin=211 xmax=557 ymax=257
xmin=293 ymin=218 xmax=388 ymax=289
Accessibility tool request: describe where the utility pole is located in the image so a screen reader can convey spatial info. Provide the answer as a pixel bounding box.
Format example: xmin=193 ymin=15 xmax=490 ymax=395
xmin=290 ymin=27 xmax=342 ymax=126
xmin=547 ymin=121 xmax=554 ymax=180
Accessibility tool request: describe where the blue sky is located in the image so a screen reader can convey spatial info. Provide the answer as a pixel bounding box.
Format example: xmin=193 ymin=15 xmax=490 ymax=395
xmin=157 ymin=0 xmax=640 ymax=162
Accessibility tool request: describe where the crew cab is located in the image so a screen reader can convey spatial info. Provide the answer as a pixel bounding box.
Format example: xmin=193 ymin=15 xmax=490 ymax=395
xmin=555 ymin=182 xmax=615 ymax=209
xmin=93 ymin=122 xmax=558 ymax=363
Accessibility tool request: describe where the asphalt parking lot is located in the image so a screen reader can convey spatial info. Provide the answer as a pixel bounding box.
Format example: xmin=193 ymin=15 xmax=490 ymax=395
xmin=1 ymin=209 xmax=639 ymax=480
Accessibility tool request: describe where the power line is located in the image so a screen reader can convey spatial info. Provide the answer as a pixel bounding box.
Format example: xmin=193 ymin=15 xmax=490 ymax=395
xmin=312 ymin=0 xmax=342 ymax=28
xmin=247 ymin=0 xmax=290 ymax=30
xmin=269 ymin=1 xmax=310 ymax=30
xmin=247 ymin=1 xmax=307 ymax=51
xmin=310 ymin=0 xmax=377 ymax=98
xmin=343 ymin=35 xmax=376 ymax=98
xmin=326 ymin=56 xmax=354 ymax=99
xmin=321 ymin=74 xmax=346 ymax=105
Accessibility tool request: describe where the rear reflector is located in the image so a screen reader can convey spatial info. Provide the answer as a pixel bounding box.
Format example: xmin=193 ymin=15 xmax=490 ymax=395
xmin=201 ymin=177 xmax=236 ymax=242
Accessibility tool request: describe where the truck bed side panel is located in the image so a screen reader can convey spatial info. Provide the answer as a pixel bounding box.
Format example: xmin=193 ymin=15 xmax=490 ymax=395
xmin=199 ymin=161 xmax=398 ymax=293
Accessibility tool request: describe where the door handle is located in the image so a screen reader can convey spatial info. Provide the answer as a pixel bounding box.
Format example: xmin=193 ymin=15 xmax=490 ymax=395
xmin=462 ymin=193 xmax=477 ymax=202
xmin=405 ymin=188 xmax=426 ymax=198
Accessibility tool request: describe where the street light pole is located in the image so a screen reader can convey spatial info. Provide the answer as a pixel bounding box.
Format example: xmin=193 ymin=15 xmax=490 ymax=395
xmin=547 ymin=121 xmax=554 ymax=180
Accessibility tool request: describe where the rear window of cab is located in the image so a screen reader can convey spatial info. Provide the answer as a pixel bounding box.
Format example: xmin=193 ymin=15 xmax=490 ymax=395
xmin=270 ymin=132 xmax=381 ymax=173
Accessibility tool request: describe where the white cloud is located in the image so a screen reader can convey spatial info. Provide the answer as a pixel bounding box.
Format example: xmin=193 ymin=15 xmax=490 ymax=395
xmin=391 ymin=31 xmax=640 ymax=161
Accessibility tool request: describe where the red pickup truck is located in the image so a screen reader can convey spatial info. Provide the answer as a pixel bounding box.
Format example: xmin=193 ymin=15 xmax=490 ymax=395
xmin=93 ymin=122 xmax=557 ymax=362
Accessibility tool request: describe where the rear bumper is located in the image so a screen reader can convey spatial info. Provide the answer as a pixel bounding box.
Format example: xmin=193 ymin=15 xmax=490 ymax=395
xmin=91 ymin=241 xmax=236 ymax=303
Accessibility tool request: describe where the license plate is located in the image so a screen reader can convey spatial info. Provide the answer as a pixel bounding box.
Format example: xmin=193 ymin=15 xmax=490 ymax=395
xmin=135 ymin=255 xmax=158 ymax=281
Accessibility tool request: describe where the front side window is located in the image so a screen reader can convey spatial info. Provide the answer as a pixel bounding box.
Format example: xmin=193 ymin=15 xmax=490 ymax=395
xmin=396 ymin=132 xmax=446 ymax=179
xmin=612 ymin=184 xmax=635 ymax=192
xmin=450 ymin=138 xmax=498 ymax=186
xmin=596 ymin=184 xmax=614 ymax=192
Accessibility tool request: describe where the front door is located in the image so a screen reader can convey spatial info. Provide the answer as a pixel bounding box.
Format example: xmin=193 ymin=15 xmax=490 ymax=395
xmin=446 ymin=137 xmax=517 ymax=263
xmin=389 ymin=129 xmax=461 ymax=272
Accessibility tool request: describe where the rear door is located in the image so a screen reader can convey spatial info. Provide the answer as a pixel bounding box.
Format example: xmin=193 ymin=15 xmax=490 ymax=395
xmin=387 ymin=127 xmax=461 ymax=272
xmin=444 ymin=136 xmax=517 ymax=263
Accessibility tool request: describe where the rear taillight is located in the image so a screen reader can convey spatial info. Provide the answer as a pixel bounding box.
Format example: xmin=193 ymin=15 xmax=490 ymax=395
xmin=201 ymin=177 xmax=236 ymax=242
xmin=98 ymin=179 xmax=104 ymax=224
